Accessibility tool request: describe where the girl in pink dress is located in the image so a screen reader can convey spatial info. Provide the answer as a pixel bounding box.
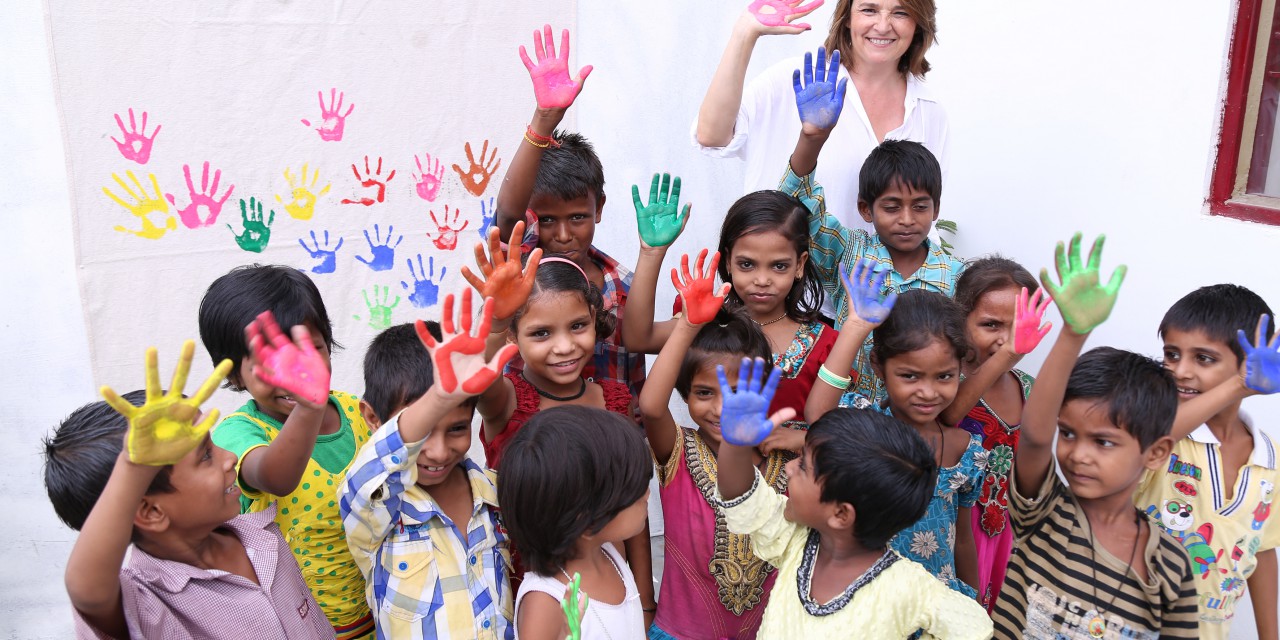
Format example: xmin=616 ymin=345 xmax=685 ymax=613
xmin=638 ymin=250 xmax=791 ymax=640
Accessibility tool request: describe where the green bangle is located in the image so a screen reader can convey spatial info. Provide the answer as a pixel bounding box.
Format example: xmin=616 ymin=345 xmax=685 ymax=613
xmin=817 ymin=365 xmax=851 ymax=390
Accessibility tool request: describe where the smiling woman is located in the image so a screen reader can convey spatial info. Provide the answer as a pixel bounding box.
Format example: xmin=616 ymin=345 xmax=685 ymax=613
xmin=694 ymin=0 xmax=948 ymax=233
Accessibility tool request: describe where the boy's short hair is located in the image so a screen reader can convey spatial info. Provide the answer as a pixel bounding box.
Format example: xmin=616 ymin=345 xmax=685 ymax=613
xmin=362 ymin=322 xmax=477 ymax=424
xmin=497 ymin=406 xmax=650 ymax=576
xmin=857 ymin=139 xmax=942 ymax=209
xmin=806 ymin=408 xmax=936 ymax=549
xmin=532 ymin=131 xmax=605 ymax=203
xmin=1158 ymin=284 xmax=1273 ymax=363
xmin=198 ymin=264 xmax=337 ymax=387
xmin=675 ymin=307 xmax=773 ymax=399
xmin=1064 ymin=347 xmax=1177 ymax=450
xmin=43 ymin=391 xmax=175 ymax=532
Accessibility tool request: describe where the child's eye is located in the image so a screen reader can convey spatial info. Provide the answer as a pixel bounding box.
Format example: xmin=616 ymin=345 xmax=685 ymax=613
xmin=737 ymin=260 xmax=753 ymax=270
xmin=529 ymin=329 xmax=550 ymax=339
xmin=1163 ymin=350 xmax=1179 ymax=363
xmin=772 ymin=263 xmax=790 ymax=272
xmin=1097 ymin=439 xmax=1115 ymax=448
xmin=898 ymin=372 xmax=918 ymax=380
xmin=202 ymin=446 xmax=213 ymax=461
xmin=538 ymin=218 xmax=554 ymax=226
xmin=1196 ymin=354 xmax=1216 ymax=364
xmin=1060 ymin=429 xmax=1075 ymax=440
xmin=938 ymin=373 xmax=955 ymax=381
xmin=570 ymin=215 xmax=588 ymax=222
xmin=571 ymin=321 xmax=589 ymax=331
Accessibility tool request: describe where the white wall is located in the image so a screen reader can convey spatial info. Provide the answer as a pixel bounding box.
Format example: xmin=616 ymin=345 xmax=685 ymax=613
xmin=3 ymin=1 xmax=1277 ymax=638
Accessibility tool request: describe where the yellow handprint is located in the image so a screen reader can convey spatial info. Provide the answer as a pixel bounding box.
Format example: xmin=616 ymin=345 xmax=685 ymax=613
xmin=275 ymin=163 xmax=331 ymax=220
xmin=101 ymin=340 xmax=234 ymax=466
xmin=103 ymin=170 xmax=177 ymax=240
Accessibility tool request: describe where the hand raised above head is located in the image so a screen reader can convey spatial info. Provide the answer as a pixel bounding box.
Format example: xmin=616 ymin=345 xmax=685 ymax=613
xmin=1039 ymin=233 xmax=1126 ymax=335
xmin=671 ymin=249 xmax=730 ymax=326
xmin=460 ymin=221 xmax=542 ymax=320
xmin=634 ymin=172 xmax=690 ymax=249
xmin=519 ymin=24 xmax=592 ymax=111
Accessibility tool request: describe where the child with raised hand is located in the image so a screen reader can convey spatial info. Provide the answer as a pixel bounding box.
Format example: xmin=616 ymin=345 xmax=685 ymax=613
xmin=783 ymin=47 xmax=964 ymax=402
xmin=1134 ymin=285 xmax=1280 ymax=640
xmin=637 ymin=249 xmax=792 ymax=639
xmin=46 ymin=341 xmax=336 ymax=639
xmin=464 ymin=223 xmax=654 ymax=614
xmin=199 ymin=265 xmax=374 ymax=639
xmin=495 ymin=25 xmax=646 ymax=401
xmin=712 ymin=359 xmax=992 ymax=638
xmin=501 ymin=406 xmax=653 ymax=640
xmin=340 ymin=291 xmax=519 ymax=639
xmin=991 ymin=234 xmax=1200 ymax=639
xmin=623 ymin=176 xmax=836 ymax=449
xmin=936 ymin=257 xmax=1051 ymax=610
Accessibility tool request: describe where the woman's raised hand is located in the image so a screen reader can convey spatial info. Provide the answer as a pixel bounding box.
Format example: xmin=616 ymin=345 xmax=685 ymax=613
xmin=743 ymin=0 xmax=825 ymax=35
xmin=460 ymin=221 xmax=542 ymax=320
xmin=671 ymin=249 xmax=731 ymax=325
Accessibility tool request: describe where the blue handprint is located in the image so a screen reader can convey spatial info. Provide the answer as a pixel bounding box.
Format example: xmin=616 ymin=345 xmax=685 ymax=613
xmin=478 ymin=197 xmax=496 ymax=238
xmin=717 ymin=357 xmax=783 ymax=447
xmin=1238 ymin=314 xmax=1280 ymax=394
xmin=298 ymin=229 xmax=344 ymax=274
xmin=355 ymin=223 xmax=403 ymax=272
xmin=400 ymin=253 xmax=445 ymax=308
xmin=792 ymin=47 xmax=847 ymax=131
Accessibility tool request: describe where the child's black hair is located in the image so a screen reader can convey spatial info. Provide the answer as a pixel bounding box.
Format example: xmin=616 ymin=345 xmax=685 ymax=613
xmin=532 ymin=131 xmax=605 ymax=203
xmin=362 ymin=322 xmax=477 ymax=424
xmin=872 ymin=290 xmax=971 ymax=366
xmin=717 ymin=190 xmax=824 ymax=323
xmin=43 ymin=391 xmax=175 ymax=532
xmin=953 ymin=255 xmax=1039 ymax=316
xmin=511 ymin=255 xmax=615 ymax=340
xmin=1064 ymin=347 xmax=1177 ymax=450
xmin=497 ymin=406 xmax=650 ymax=575
xmin=1158 ymin=284 xmax=1274 ymax=364
xmin=857 ymin=139 xmax=942 ymax=209
xmin=806 ymin=408 xmax=937 ymax=549
xmin=198 ymin=264 xmax=338 ymax=389
xmin=675 ymin=307 xmax=773 ymax=400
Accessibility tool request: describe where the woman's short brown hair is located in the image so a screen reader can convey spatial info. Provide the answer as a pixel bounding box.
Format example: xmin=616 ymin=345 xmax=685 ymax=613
xmin=824 ymin=0 xmax=937 ymax=78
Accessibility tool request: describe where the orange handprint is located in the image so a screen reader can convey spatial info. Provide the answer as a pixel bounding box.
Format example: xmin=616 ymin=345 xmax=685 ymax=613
xmin=460 ymin=221 xmax=542 ymax=320
xmin=451 ymin=140 xmax=502 ymax=197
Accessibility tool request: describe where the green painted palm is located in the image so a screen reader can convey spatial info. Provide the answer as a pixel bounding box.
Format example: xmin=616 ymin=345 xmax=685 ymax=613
xmin=633 ymin=172 xmax=690 ymax=248
xmin=1040 ymin=233 xmax=1127 ymax=335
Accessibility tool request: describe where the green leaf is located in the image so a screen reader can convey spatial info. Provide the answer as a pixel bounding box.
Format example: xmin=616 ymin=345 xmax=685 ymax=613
xmin=935 ymin=219 xmax=958 ymax=235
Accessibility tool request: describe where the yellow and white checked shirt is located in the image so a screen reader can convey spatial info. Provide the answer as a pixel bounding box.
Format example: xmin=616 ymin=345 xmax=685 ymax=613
xmin=340 ymin=415 xmax=512 ymax=639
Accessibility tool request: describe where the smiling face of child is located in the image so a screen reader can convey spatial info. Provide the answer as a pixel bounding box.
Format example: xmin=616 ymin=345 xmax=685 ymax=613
xmin=877 ymin=338 xmax=959 ymax=429
xmin=147 ymin=434 xmax=242 ymax=532
xmin=858 ymin=180 xmax=938 ymax=258
xmin=1161 ymin=327 xmax=1241 ymax=404
xmin=513 ymin=290 xmax=596 ymax=390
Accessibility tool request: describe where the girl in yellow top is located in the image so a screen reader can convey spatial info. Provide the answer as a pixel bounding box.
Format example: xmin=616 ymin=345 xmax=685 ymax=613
xmin=200 ymin=265 xmax=374 ymax=639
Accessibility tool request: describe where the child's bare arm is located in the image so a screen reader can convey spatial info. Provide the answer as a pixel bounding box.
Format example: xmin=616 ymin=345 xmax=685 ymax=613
xmin=236 ymin=312 xmax=332 ymax=497
xmin=624 ymin=524 xmax=656 ymax=626
xmin=496 ymin=25 xmax=592 ymax=240
xmin=1017 ymin=234 xmax=1125 ymax=498
xmin=717 ymin=359 xmax=796 ymax=500
xmin=623 ymin=174 xmax=691 ymax=354
xmin=71 ymin=343 xmax=230 ymax=637
xmin=954 ymin=505 xmax=979 ymax=595
xmin=788 ymin=47 xmax=847 ymax=176
xmin=1248 ymin=548 xmax=1278 ymax=640
xmin=941 ymin=287 xmax=1052 ymax=426
xmin=516 ymin=591 xmax=570 ymax=640
xmin=805 ymin=260 xmax=893 ymax=423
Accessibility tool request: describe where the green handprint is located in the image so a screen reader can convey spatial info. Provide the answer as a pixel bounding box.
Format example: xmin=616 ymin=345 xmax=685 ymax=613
xmin=633 ymin=172 xmax=690 ymax=248
xmin=100 ymin=340 xmax=234 ymax=466
xmin=353 ymin=285 xmax=400 ymax=330
xmin=227 ymin=197 xmax=276 ymax=253
xmin=1039 ymin=233 xmax=1127 ymax=335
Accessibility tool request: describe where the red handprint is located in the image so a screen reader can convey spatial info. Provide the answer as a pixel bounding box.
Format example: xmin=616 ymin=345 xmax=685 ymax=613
xmin=427 ymin=205 xmax=470 ymax=250
xmin=165 ymin=161 xmax=235 ymax=229
xmin=416 ymin=289 xmax=518 ymax=396
xmin=460 ymin=222 xmax=542 ymax=321
xmin=110 ymin=108 xmax=161 ymax=164
xmin=519 ymin=24 xmax=593 ymax=110
xmin=341 ymin=156 xmax=396 ymax=206
xmin=301 ymin=88 xmax=354 ymax=142
xmin=451 ymin=140 xmax=501 ymax=197
xmin=413 ymin=152 xmax=445 ymax=202
xmin=245 ymin=310 xmax=331 ymax=408
xmin=672 ymin=249 xmax=731 ymax=325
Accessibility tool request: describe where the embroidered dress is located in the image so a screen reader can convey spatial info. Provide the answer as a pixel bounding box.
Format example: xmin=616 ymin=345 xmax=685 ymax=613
xmin=889 ymin=431 xmax=987 ymax=597
xmin=769 ymin=320 xmax=837 ymax=428
xmin=1134 ymin=413 xmax=1280 ymax=640
xmin=714 ymin=470 xmax=993 ymax=638
xmin=479 ymin=373 xmax=632 ymax=468
xmin=651 ymin=425 xmax=789 ymax=639
xmin=957 ymin=368 xmax=1034 ymax=610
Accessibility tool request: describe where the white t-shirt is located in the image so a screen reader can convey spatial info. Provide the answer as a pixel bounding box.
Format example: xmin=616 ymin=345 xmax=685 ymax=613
xmin=515 ymin=542 xmax=645 ymax=640
xmin=691 ymin=56 xmax=951 ymax=233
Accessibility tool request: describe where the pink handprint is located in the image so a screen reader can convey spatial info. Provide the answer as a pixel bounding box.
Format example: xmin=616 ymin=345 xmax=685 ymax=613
xmin=165 ymin=161 xmax=235 ymax=229
xmin=341 ymin=156 xmax=395 ymax=206
xmin=300 ymin=88 xmax=354 ymax=142
xmin=451 ymin=140 xmax=501 ymax=197
xmin=427 ymin=205 xmax=470 ymax=250
xmin=519 ymin=24 xmax=593 ymax=110
xmin=110 ymin=108 xmax=161 ymax=164
xmin=412 ymin=152 xmax=445 ymax=202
